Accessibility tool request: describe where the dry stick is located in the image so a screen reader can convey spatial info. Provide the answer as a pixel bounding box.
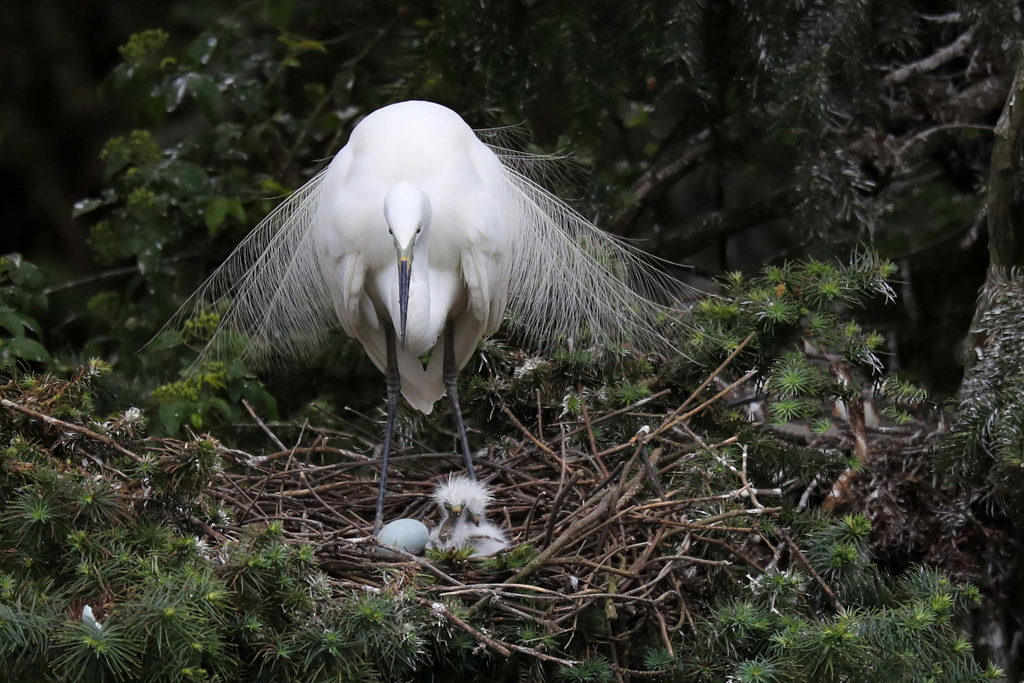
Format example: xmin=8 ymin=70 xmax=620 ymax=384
xmin=666 ymin=332 xmax=756 ymax=422
xmin=784 ymin=535 xmax=845 ymax=614
xmin=691 ymin=535 xmax=766 ymax=573
xmin=595 ymin=439 xmax=646 ymax=553
xmin=367 ymin=539 xmax=464 ymax=587
xmin=578 ymin=381 xmax=607 ymax=476
xmin=559 ymin=425 xmax=569 ymax=490
xmin=415 ymin=598 xmax=510 ymax=657
xmin=425 ymin=597 xmax=584 ymax=666
xmin=654 ymin=607 xmax=675 ymax=658
xmin=2 ymin=398 xmax=144 ymax=463
xmin=465 ymin=491 xmax=615 ymax=619
xmin=650 ymin=369 xmax=758 ymax=440
xmin=243 ymin=399 xmax=287 ymax=451
xmin=551 ymin=556 xmax=638 ymax=580
xmin=647 ymin=555 xmax=732 ymax=566
xmin=537 ymin=389 xmax=544 ymax=437
xmin=551 ymin=389 xmax=673 ymax=447
xmin=240 ymin=434 xmax=317 ymax=522
xmin=500 ymin=405 xmax=562 ymax=463
xmin=884 ymin=28 xmax=974 ymax=86
xmin=300 ymin=468 xmax=363 ymax=531
xmin=510 ymin=447 xmax=653 ymax=587
xmin=261 ymin=445 xmax=369 ymax=464
xmin=528 ymin=461 xmax=625 ymax=546
xmin=638 ymin=444 xmax=666 ymax=501
xmin=543 ymin=470 xmax=583 ymax=548
xmin=189 ymin=515 xmax=228 ymax=543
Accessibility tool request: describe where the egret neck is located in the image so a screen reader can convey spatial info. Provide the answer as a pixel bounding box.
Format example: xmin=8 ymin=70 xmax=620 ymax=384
xmin=383 ymin=181 xmax=432 ymax=351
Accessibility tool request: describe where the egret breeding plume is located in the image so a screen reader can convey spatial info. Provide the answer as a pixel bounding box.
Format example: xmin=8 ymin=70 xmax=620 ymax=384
xmin=161 ymin=100 xmax=678 ymax=535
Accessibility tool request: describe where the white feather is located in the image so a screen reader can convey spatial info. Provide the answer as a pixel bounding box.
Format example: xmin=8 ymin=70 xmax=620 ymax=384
xmin=427 ymin=475 xmax=508 ymax=556
xmin=432 ymin=474 xmax=493 ymax=512
xmin=154 ymin=100 xmax=682 ymax=413
xmin=463 ymin=520 xmax=510 ymax=556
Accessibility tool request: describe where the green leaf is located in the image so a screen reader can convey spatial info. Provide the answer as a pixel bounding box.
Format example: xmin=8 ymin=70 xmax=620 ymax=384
xmin=295 ymin=39 xmax=326 ymax=53
xmin=185 ymin=33 xmax=218 ymax=65
xmin=0 ymin=308 xmax=24 ymax=337
xmin=189 ymin=75 xmax=223 ymax=119
xmin=210 ymin=397 xmax=238 ymax=422
xmin=6 ymin=337 xmax=51 ymax=363
xmin=72 ymin=197 xmax=109 ymax=218
xmin=205 ymin=197 xmax=245 ymax=235
xmin=16 ymin=312 xmax=42 ymax=337
xmin=146 ymin=329 xmax=184 ymax=352
xmin=240 ymin=380 xmax=278 ymax=420
xmin=160 ymin=402 xmax=188 ymax=436
xmin=162 ymin=162 xmax=210 ymax=193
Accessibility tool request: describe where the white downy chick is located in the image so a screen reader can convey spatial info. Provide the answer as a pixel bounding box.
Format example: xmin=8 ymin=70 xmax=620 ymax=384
xmin=427 ymin=475 xmax=509 ymax=556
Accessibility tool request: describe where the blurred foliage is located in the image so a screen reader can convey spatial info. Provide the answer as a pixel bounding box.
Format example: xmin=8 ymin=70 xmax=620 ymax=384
xmin=0 ymin=256 xmax=51 ymax=367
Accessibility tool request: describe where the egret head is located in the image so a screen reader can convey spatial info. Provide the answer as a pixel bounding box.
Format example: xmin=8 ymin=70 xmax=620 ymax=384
xmin=383 ymin=181 xmax=432 ymax=348
xmin=432 ymin=474 xmax=491 ymax=545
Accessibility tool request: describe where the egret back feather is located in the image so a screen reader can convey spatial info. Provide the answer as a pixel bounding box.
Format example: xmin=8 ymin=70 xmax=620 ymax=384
xmin=493 ymin=153 xmax=680 ymax=355
xmin=152 ymin=168 xmax=336 ymax=369
xmin=154 ymin=112 xmax=682 ymax=377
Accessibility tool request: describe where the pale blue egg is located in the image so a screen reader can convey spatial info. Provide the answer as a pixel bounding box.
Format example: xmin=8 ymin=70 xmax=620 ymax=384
xmin=377 ymin=518 xmax=430 ymax=554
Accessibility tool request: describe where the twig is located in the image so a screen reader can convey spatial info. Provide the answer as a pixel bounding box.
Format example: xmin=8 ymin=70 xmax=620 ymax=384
xmin=501 ymin=405 xmax=561 ymax=464
xmin=784 ymin=535 xmax=845 ymax=614
xmin=544 ymin=471 xmax=582 ymax=548
xmin=2 ymin=398 xmax=143 ymax=463
xmin=884 ymin=29 xmax=974 ymax=86
xmin=240 ymin=432 xmax=312 ymax=522
xmin=578 ymin=381 xmax=606 ymax=475
xmin=243 ymin=400 xmax=288 ymax=451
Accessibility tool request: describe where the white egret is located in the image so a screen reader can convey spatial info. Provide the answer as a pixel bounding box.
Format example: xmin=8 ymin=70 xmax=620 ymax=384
xmin=159 ymin=100 xmax=677 ymax=535
xmin=427 ymin=475 xmax=508 ymax=556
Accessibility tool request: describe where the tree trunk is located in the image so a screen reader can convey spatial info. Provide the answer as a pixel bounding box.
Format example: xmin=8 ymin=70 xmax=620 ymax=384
xmin=959 ymin=49 xmax=1024 ymax=679
xmin=961 ymin=49 xmax=1024 ymax=399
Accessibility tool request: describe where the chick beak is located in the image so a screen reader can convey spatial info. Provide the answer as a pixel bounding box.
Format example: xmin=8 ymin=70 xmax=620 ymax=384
xmin=468 ymin=511 xmax=481 ymax=526
xmin=397 ymin=247 xmax=413 ymax=350
xmin=438 ymin=504 xmax=462 ymax=544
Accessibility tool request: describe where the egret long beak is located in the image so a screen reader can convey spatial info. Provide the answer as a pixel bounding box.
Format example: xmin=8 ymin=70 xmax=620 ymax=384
xmin=397 ymin=247 xmax=413 ymax=349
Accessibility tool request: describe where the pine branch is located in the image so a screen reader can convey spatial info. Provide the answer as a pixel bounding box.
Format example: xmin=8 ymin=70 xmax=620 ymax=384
xmin=1 ymin=398 xmax=143 ymax=463
xmin=610 ymin=129 xmax=712 ymax=236
xmin=884 ymin=29 xmax=975 ymax=86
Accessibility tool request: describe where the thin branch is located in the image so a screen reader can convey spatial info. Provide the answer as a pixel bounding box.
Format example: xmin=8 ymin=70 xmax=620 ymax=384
xmin=2 ymin=398 xmax=143 ymax=463
xmin=884 ymin=30 xmax=974 ymax=86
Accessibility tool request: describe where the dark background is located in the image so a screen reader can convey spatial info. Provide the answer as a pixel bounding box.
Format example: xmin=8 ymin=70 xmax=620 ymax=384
xmin=0 ymin=0 xmax=992 ymax=402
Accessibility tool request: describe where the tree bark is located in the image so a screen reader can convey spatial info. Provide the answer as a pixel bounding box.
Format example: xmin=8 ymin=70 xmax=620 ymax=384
xmin=957 ymin=50 xmax=1024 ymax=680
xmin=961 ymin=50 xmax=1024 ymax=394
xmin=986 ymin=50 xmax=1024 ymax=270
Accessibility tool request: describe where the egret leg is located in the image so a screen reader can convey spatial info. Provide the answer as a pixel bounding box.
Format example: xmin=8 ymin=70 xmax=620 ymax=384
xmin=444 ymin=320 xmax=476 ymax=482
xmin=374 ymin=325 xmax=401 ymax=536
